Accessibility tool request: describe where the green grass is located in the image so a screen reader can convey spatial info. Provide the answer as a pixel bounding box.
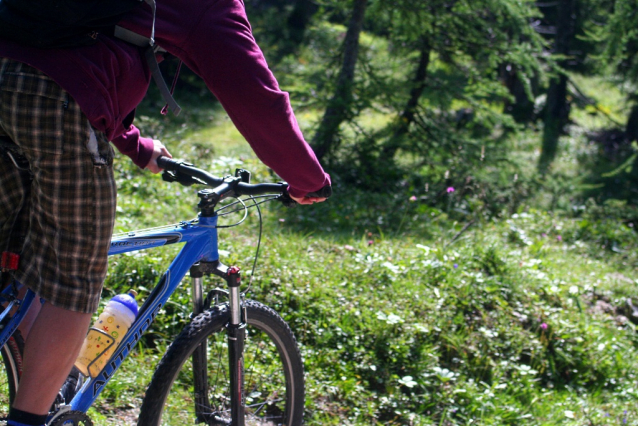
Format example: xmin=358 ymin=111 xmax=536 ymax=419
xmin=100 ymin=195 xmax=638 ymax=424
xmin=92 ymin=112 xmax=638 ymax=426
xmin=86 ymin=64 xmax=638 ymax=424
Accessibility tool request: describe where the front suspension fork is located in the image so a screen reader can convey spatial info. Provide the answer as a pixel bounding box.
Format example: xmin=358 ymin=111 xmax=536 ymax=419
xmin=190 ymin=261 xmax=245 ymax=425
xmin=226 ymin=267 xmax=245 ymax=425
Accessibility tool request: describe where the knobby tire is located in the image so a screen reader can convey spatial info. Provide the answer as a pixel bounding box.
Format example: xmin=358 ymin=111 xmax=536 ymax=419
xmin=138 ymin=300 xmax=305 ymax=426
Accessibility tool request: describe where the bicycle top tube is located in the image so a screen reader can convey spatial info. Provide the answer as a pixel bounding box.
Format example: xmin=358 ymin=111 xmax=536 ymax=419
xmin=108 ymin=218 xmax=218 ymax=257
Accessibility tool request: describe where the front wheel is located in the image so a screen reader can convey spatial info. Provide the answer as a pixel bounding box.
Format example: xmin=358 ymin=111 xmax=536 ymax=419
xmin=138 ymin=300 xmax=305 ymax=426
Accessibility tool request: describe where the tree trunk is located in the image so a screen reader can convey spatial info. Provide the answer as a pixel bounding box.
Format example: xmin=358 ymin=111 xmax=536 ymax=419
xmin=540 ymin=73 xmax=570 ymax=172
xmin=625 ymin=104 xmax=638 ymax=142
xmin=501 ymin=64 xmax=537 ymax=124
xmin=286 ymin=0 xmax=317 ymax=47
xmin=311 ymin=0 xmax=368 ymax=161
xmin=539 ymin=0 xmax=575 ymax=174
xmin=381 ymin=38 xmax=432 ymax=160
xmin=273 ymin=0 xmax=319 ymax=58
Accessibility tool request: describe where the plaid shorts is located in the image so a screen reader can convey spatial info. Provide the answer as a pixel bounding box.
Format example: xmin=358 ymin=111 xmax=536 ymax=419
xmin=0 ymin=58 xmax=116 ymax=314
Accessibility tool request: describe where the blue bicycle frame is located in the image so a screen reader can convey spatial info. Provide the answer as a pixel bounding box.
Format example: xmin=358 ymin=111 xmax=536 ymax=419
xmin=0 ymin=158 xmax=292 ymax=425
xmin=73 ymin=214 xmax=221 ymax=411
xmin=0 ymin=214 xmax=221 ymax=414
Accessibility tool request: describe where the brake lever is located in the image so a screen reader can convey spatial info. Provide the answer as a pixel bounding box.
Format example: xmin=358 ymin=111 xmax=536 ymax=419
xmin=276 ymin=184 xmax=332 ymax=207
xmin=162 ymin=169 xmax=200 ymax=186
xmin=276 ymin=191 xmax=297 ymax=208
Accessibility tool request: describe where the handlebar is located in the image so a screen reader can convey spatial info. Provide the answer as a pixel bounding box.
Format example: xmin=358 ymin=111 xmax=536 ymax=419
xmin=157 ymin=156 xmax=289 ymax=199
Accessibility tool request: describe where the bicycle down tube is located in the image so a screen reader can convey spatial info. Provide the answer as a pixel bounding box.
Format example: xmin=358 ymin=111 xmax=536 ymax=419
xmin=68 ymin=214 xmax=225 ymax=413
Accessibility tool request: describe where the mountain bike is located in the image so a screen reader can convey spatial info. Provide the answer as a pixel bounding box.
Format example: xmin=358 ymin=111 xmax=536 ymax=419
xmin=0 ymin=156 xmax=308 ymax=426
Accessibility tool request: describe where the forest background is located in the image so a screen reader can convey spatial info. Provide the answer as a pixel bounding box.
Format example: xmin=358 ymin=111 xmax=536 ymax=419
xmin=94 ymin=0 xmax=638 ymax=424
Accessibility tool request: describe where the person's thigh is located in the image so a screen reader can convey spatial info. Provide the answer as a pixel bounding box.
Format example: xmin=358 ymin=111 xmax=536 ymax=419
xmin=0 ymin=58 xmax=116 ymax=314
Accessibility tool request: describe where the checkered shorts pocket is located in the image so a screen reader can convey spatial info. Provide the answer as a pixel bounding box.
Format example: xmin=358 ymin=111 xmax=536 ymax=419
xmin=0 ymin=63 xmax=69 ymax=155
xmin=0 ymin=59 xmax=117 ymax=313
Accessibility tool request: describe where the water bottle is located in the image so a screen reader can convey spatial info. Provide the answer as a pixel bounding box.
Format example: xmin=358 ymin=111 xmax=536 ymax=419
xmin=75 ymin=290 xmax=139 ymax=378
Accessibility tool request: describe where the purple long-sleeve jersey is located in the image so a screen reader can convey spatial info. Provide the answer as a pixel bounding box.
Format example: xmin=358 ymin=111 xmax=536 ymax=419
xmin=0 ymin=0 xmax=330 ymax=198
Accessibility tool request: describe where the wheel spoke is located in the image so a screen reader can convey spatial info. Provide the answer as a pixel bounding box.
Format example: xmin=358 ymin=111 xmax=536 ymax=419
xmin=138 ymin=301 xmax=304 ymax=426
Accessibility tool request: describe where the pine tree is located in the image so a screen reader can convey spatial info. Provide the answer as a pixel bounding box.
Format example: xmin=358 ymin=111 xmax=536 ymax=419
xmin=373 ymin=0 xmax=543 ymax=166
xmin=537 ymin=0 xmax=615 ymax=173
xmin=602 ymin=0 xmax=638 ymax=141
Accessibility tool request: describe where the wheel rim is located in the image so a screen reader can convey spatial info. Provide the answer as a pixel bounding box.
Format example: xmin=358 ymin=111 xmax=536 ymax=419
xmin=159 ymin=319 xmax=295 ymax=425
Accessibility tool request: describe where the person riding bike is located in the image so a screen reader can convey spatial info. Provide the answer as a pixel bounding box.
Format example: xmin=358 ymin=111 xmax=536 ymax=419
xmin=0 ymin=1 xmax=330 ymax=425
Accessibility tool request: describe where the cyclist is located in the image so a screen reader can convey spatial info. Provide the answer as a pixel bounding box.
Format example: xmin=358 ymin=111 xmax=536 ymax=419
xmin=0 ymin=0 xmax=331 ymax=424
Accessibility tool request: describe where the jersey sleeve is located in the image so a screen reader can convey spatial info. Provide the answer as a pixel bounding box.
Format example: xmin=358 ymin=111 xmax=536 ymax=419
xmin=165 ymin=0 xmax=330 ymax=196
xmin=111 ymin=124 xmax=155 ymax=168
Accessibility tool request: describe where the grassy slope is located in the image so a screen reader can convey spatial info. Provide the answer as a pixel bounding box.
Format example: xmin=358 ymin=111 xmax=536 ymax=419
xmin=88 ymin=77 xmax=638 ymax=426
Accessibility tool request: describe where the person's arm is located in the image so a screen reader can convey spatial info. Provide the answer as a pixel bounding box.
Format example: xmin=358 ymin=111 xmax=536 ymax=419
xmin=168 ymin=0 xmax=331 ymax=198
xmin=145 ymin=139 xmax=172 ymax=173
xmin=111 ymin=125 xmax=171 ymax=173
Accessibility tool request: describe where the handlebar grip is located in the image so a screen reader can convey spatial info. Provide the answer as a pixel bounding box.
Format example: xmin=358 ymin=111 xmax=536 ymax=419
xmin=157 ymin=156 xmax=184 ymax=171
xmin=306 ymin=185 xmax=332 ymax=199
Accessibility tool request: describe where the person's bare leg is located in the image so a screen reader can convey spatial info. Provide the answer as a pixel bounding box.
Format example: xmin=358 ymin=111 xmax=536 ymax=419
xmin=11 ymin=302 xmax=91 ymax=415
